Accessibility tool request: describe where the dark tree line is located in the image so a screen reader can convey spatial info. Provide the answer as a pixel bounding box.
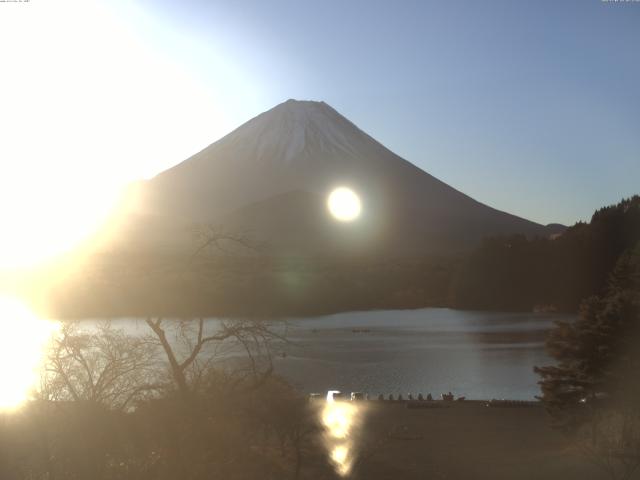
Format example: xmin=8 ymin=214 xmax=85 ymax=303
xmin=49 ymin=253 xmax=454 ymax=319
xmin=450 ymin=196 xmax=640 ymax=312
xmin=48 ymin=196 xmax=639 ymax=318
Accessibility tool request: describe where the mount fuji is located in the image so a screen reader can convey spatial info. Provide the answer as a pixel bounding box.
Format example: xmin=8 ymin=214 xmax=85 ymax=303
xmin=119 ymin=99 xmax=560 ymax=256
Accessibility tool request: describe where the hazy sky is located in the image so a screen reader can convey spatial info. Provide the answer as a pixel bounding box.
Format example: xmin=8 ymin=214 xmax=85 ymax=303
xmin=117 ymin=0 xmax=640 ymax=227
xmin=1 ymin=0 xmax=638 ymax=264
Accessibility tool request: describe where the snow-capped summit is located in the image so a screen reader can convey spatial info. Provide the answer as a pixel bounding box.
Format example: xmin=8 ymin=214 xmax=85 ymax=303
xmin=215 ymin=99 xmax=363 ymax=166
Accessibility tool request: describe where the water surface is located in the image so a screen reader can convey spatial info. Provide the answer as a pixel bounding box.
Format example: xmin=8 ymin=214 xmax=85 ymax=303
xmin=97 ymin=308 xmax=571 ymax=400
xmin=268 ymin=308 xmax=571 ymax=400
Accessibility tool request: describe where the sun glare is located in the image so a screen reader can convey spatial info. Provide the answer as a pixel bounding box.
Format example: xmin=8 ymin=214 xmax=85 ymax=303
xmin=0 ymin=297 xmax=58 ymax=411
xmin=321 ymin=392 xmax=365 ymax=477
xmin=327 ymin=187 xmax=362 ymax=222
xmin=0 ymin=0 xmax=242 ymax=269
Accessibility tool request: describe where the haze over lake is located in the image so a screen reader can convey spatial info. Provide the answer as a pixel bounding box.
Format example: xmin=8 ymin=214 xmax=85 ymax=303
xmin=85 ymin=308 xmax=574 ymax=401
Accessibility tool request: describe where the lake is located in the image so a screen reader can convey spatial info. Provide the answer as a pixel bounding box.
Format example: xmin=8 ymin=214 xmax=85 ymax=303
xmin=93 ymin=308 xmax=573 ymax=401
xmin=272 ymin=308 xmax=572 ymax=400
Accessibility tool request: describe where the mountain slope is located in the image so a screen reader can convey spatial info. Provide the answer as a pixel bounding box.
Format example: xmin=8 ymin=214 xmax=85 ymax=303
xmin=126 ymin=99 xmax=558 ymax=255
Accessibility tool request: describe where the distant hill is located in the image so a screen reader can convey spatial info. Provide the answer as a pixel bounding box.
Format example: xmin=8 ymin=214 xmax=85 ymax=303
xmin=112 ymin=99 xmax=561 ymax=256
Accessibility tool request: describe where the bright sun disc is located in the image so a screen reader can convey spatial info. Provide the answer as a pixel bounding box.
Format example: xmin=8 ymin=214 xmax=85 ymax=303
xmin=327 ymin=187 xmax=361 ymax=222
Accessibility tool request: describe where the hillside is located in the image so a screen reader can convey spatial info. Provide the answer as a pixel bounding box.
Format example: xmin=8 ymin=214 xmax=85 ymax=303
xmin=111 ymin=99 xmax=558 ymax=256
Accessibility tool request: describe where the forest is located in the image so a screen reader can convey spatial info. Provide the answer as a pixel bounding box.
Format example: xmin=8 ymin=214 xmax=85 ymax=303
xmin=450 ymin=195 xmax=640 ymax=312
xmin=48 ymin=196 xmax=640 ymax=318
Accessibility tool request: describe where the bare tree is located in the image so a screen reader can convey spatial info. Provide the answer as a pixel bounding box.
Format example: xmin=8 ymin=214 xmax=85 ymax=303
xmin=144 ymin=317 xmax=286 ymax=398
xmin=189 ymin=223 xmax=262 ymax=261
xmin=41 ymin=322 xmax=162 ymax=411
xmin=142 ymin=226 xmax=285 ymax=398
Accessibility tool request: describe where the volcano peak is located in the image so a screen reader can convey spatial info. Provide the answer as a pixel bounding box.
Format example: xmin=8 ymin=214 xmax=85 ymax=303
xmin=137 ymin=100 xmax=551 ymax=255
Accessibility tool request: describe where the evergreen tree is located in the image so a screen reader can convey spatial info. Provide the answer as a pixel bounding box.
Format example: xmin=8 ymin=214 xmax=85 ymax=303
xmin=535 ymin=243 xmax=640 ymax=479
xmin=535 ymin=242 xmax=640 ymax=429
xmin=451 ymin=195 xmax=640 ymax=312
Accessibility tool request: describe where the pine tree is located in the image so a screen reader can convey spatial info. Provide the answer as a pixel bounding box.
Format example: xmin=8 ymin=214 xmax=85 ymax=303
xmin=535 ymin=242 xmax=640 ymax=428
xmin=535 ymin=243 xmax=640 ymax=479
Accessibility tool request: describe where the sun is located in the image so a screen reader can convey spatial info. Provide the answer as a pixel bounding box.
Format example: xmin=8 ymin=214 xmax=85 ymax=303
xmin=327 ymin=187 xmax=362 ymax=222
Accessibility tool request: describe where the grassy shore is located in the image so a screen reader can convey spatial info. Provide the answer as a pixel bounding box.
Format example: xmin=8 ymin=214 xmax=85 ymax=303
xmin=341 ymin=401 xmax=603 ymax=480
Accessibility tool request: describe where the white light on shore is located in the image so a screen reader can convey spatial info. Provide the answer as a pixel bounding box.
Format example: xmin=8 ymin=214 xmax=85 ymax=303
xmin=321 ymin=390 xmax=364 ymax=476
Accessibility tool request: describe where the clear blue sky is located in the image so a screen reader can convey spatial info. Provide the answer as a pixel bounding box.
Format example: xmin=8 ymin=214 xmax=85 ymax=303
xmin=65 ymin=1 xmax=640 ymax=226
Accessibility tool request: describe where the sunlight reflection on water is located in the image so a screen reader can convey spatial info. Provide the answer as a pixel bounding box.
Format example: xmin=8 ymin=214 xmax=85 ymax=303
xmin=321 ymin=391 xmax=365 ymax=476
xmin=0 ymin=296 xmax=59 ymax=411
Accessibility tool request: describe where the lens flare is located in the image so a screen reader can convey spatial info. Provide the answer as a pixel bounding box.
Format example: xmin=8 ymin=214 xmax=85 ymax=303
xmin=327 ymin=187 xmax=361 ymax=222
xmin=321 ymin=391 xmax=365 ymax=477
